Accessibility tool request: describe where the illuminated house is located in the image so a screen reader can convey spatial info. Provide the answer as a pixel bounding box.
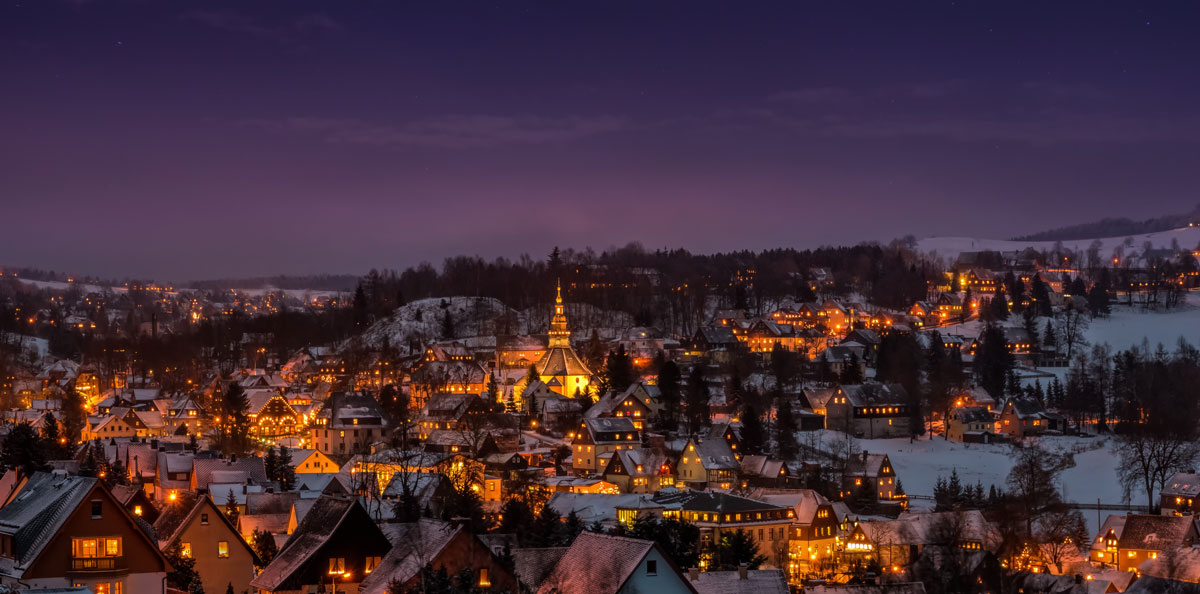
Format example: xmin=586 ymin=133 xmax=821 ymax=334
xmin=945 ymin=406 xmax=995 ymax=443
xmin=572 ymin=417 xmax=641 ymax=475
xmin=350 ymin=450 xmax=484 ymax=494
xmin=674 ymin=437 xmax=738 ymax=490
xmin=495 ymin=334 xmax=548 ymax=369
xmin=748 ymin=488 xmax=840 ymax=579
xmin=521 ymin=283 xmax=593 ymax=400
xmin=586 ymin=382 xmax=661 ymax=431
xmin=825 ymin=384 xmax=911 ymax=439
xmin=247 ymin=391 xmax=305 ymax=443
xmin=654 ymin=490 xmax=793 ymax=570
xmin=249 ymin=496 xmax=392 ymax=594
xmin=410 ymin=360 xmax=488 ymax=409
xmin=847 ymin=510 xmax=997 ymax=571
xmin=534 ymin=531 xmax=697 ymax=594
xmin=165 ymin=393 xmax=206 ymax=436
xmin=996 ymin=398 xmax=1064 ymax=439
xmin=1162 ymin=472 xmax=1200 ymax=516
xmin=1099 ymin=514 xmax=1198 ymax=573
xmin=841 ymin=452 xmax=900 ymax=503
xmin=603 ymin=449 xmax=674 ymax=493
xmin=0 ymin=472 xmax=170 ymax=593
xmin=154 ymin=494 xmax=258 ymax=594
xmin=311 ymin=392 xmax=389 ymax=456
xmin=357 ymin=519 xmax=517 ymax=594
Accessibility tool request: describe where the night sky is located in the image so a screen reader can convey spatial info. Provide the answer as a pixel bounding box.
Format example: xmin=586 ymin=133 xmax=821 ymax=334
xmin=3 ymin=1 xmax=1199 ymax=280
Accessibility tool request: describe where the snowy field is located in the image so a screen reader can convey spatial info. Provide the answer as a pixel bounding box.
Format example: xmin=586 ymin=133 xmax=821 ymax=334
xmin=936 ymin=292 xmax=1200 ymax=355
xmin=809 ymin=430 xmax=1137 ymax=533
xmin=916 ymin=226 xmax=1200 ymax=261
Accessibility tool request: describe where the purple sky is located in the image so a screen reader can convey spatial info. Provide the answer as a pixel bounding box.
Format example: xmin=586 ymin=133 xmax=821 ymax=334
xmin=3 ymin=1 xmax=1199 ymax=280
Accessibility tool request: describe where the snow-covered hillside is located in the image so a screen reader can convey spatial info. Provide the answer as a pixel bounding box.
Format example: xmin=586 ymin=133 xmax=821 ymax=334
xmin=917 ymin=226 xmax=1200 ymax=261
xmin=357 ymin=297 xmax=518 ymax=352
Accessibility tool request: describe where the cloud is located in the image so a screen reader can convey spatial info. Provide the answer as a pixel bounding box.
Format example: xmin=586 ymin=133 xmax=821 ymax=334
xmin=765 ymin=112 xmax=1200 ymax=145
xmin=181 ymin=10 xmax=342 ymax=43
xmin=768 ymin=87 xmax=854 ymax=105
xmin=249 ymin=114 xmax=629 ymax=148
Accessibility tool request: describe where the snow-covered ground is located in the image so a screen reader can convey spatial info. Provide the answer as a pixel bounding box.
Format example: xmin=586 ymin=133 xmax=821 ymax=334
xmin=917 ymin=226 xmax=1200 ymax=261
xmin=811 ymin=429 xmax=1138 ymax=534
xmin=936 ymin=292 xmax=1200 ymax=355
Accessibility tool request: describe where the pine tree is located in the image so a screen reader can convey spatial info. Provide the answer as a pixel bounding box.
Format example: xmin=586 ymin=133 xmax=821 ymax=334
xmin=530 ymin=503 xmax=562 ymax=547
xmin=739 ymin=404 xmax=766 ymax=455
xmin=218 ymin=383 xmax=251 ymax=456
xmin=497 ymin=499 xmax=534 ymax=543
xmin=989 ymin=287 xmax=1010 ymax=321
xmin=657 ymin=361 xmax=682 ymax=431
xmin=561 ymin=510 xmax=585 ymax=545
xmin=770 ymin=342 xmax=799 ymax=388
xmin=774 ymin=391 xmax=798 ymax=461
xmin=605 ymin=345 xmax=636 ymax=393
xmin=684 ymin=364 xmax=710 ymax=434
xmin=41 ymin=412 xmax=65 ymax=458
xmin=225 ymin=490 xmax=240 ymax=525
xmin=0 ymin=422 xmax=49 ymax=477
xmin=62 ymin=389 xmax=87 ymax=445
xmin=838 ymin=352 xmax=863 ymax=384
xmin=264 ymin=446 xmax=278 ymax=484
xmin=440 ymin=310 xmax=455 ymax=339
xmin=251 ymin=527 xmax=278 ymax=568
xmin=353 ymin=284 xmax=370 ymax=328
xmin=277 ymin=446 xmax=295 ymax=491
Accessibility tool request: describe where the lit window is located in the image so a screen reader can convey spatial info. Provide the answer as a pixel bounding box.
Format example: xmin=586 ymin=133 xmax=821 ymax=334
xmin=366 ymin=556 xmax=381 ymax=573
xmin=181 ymin=542 xmax=192 ymax=558
xmin=479 ymin=568 xmax=491 ymax=588
xmin=218 ymin=541 xmax=229 ymax=558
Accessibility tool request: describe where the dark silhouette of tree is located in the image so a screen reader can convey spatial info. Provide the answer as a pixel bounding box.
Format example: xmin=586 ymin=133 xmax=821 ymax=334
xmin=974 ymin=325 xmax=1013 ymax=399
xmin=740 ymin=404 xmax=766 ymax=455
xmin=657 ymin=361 xmax=682 ymax=431
xmin=685 ymin=364 xmax=710 ymax=434
xmin=604 ymin=345 xmax=635 ymax=393
xmin=0 ymin=423 xmax=49 ymax=477
xmin=217 ymin=383 xmax=251 ymax=456
xmin=251 ymin=527 xmax=278 ymax=568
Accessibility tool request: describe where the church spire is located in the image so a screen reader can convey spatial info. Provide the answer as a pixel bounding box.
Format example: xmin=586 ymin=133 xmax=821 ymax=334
xmin=548 ymin=280 xmax=570 ymax=348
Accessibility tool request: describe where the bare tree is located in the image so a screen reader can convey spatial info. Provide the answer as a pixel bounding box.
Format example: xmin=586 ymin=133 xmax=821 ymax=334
xmin=1034 ymin=505 xmax=1088 ymax=574
xmin=1117 ymin=433 xmax=1200 ymax=512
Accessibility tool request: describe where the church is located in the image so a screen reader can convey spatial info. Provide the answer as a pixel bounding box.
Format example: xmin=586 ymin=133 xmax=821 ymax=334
xmin=515 ymin=282 xmax=594 ymax=406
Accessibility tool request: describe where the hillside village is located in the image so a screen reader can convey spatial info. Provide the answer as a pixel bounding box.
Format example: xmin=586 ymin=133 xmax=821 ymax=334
xmin=0 ymin=233 xmax=1199 ymax=594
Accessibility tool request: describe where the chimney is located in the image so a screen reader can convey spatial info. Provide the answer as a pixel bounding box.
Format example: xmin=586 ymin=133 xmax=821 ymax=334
xmin=688 ymin=568 xmax=700 ymax=582
xmin=861 ymin=450 xmax=868 ymax=462
xmin=737 ymin=564 xmax=748 ymax=580
xmin=1075 ymin=574 xmax=1083 ymax=585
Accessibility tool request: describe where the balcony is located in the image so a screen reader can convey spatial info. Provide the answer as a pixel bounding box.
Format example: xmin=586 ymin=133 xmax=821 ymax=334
xmin=70 ymin=556 xmax=123 ymax=571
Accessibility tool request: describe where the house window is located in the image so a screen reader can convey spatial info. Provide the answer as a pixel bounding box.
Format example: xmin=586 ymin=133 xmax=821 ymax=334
xmin=366 ymin=556 xmax=381 ymax=573
xmin=91 ymin=501 xmax=103 ymax=518
xmin=133 ymin=505 xmax=142 ymax=516
xmin=646 ymin=560 xmax=658 ymax=575
xmin=479 ymin=568 xmax=491 ymax=588
xmin=329 ymin=557 xmax=346 ymax=574
xmin=181 ymin=542 xmax=192 ymax=557
xmin=201 ymin=513 xmax=209 ymax=525
xmin=218 ymin=541 xmax=229 ymax=558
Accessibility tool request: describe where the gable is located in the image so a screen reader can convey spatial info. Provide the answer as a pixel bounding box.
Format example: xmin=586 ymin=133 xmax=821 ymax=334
xmin=25 ymin=484 xmax=169 ymax=580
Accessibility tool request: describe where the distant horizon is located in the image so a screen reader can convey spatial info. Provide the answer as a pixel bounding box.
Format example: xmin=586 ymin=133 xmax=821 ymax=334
xmin=4 ymin=211 xmax=1194 ymax=286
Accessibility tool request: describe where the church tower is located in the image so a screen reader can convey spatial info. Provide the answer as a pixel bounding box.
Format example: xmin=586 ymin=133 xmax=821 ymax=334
xmin=548 ymin=280 xmax=571 ymax=348
xmin=517 ymin=280 xmax=594 ymax=402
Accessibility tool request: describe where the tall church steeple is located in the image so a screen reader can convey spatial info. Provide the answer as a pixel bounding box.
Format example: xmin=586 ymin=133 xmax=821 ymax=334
xmin=548 ymin=279 xmax=570 ymax=348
